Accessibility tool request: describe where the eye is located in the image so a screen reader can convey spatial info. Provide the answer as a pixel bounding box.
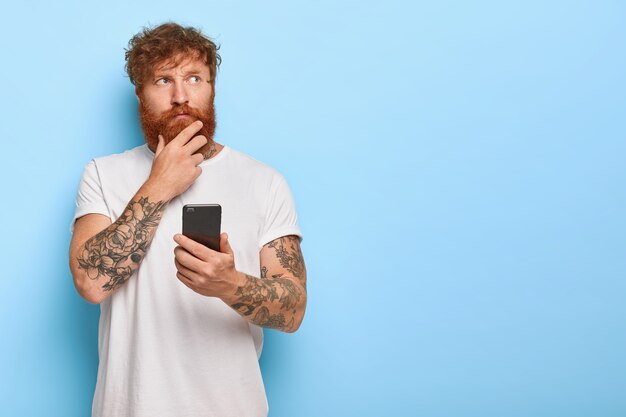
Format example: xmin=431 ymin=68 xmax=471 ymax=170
xmin=189 ymin=75 xmax=201 ymax=84
xmin=156 ymin=78 xmax=170 ymax=85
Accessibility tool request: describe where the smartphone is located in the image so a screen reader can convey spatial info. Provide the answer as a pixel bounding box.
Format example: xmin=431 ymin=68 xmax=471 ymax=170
xmin=182 ymin=204 xmax=222 ymax=251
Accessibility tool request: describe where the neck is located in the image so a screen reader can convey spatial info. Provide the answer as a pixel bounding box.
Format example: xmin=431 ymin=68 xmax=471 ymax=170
xmin=203 ymin=140 xmax=224 ymax=160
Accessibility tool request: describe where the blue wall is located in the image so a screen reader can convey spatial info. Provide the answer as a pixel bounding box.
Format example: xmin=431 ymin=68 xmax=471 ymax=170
xmin=1 ymin=1 xmax=625 ymax=416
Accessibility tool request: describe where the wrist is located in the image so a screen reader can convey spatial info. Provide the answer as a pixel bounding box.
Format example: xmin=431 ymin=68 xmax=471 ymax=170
xmin=140 ymin=179 xmax=174 ymax=203
xmin=221 ymin=270 xmax=250 ymax=304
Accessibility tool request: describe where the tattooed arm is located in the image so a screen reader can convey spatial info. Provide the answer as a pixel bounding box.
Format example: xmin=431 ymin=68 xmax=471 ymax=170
xmin=228 ymin=236 xmax=307 ymax=333
xmin=69 ymin=121 xmax=209 ymax=304
xmin=174 ymin=234 xmax=307 ymax=333
xmin=69 ymin=186 xmax=169 ymax=303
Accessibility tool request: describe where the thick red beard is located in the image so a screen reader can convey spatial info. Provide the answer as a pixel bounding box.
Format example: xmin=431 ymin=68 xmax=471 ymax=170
xmin=139 ymin=98 xmax=216 ymax=156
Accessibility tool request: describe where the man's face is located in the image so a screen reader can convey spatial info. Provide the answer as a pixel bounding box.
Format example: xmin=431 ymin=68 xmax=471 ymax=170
xmin=137 ymin=55 xmax=216 ymax=154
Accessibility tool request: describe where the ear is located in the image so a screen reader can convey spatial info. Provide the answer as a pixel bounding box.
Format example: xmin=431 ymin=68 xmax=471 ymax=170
xmin=135 ymin=87 xmax=141 ymax=102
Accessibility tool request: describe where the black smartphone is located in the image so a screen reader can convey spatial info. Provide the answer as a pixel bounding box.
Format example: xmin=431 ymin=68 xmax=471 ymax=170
xmin=182 ymin=204 xmax=222 ymax=251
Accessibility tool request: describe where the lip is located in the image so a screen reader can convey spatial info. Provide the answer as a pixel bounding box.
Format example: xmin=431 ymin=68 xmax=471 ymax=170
xmin=174 ymin=113 xmax=192 ymax=119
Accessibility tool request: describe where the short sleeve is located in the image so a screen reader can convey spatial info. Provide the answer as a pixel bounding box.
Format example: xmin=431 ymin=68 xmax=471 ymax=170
xmin=258 ymin=173 xmax=303 ymax=248
xmin=70 ymin=160 xmax=111 ymax=233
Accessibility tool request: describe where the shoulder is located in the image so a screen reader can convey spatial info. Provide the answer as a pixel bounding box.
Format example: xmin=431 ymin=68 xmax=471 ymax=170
xmin=224 ymin=146 xmax=285 ymax=182
xmin=87 ymin=146 xmax=152 ymax=190
xmin=93 ymin=145 xmax=151 ymax=168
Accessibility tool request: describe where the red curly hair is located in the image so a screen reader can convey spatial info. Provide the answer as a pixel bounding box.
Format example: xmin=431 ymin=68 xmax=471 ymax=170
xmin=125 ymin=22 xmax=221 ymax=89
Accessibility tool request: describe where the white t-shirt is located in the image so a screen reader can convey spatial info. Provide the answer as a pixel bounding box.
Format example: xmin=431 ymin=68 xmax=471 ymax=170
xmin=71 ymin=144 xmax=302 ymax=417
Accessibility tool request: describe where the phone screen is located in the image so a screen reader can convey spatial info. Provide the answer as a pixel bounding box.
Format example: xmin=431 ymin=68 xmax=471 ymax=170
xmin=182 ymin=204 xmax=222 ymax=251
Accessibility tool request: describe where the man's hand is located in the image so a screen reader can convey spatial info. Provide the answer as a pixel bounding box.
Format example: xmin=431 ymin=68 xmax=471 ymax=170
xmin=173 ymin=232 xmax=244 ymax=298
xmin=146 ymin=120 xmax=207 ymax=202
xmin=174 ymin=233 xmax=307 ymax=332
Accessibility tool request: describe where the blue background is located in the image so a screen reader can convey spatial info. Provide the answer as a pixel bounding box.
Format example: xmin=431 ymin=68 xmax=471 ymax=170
xmin=1 ymin=1 xmax=625 ymax=416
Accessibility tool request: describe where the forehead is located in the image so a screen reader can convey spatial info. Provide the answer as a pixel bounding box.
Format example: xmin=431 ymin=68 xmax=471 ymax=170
xmin=153 ymin=54 xmax=210 ymax=75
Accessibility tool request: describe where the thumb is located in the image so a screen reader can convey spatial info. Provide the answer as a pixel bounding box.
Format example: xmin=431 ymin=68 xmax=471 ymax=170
xmin=155 ymin=135 xmax=165 ymax=156
xmin=220 ymin=233 xmax=233 ymax=255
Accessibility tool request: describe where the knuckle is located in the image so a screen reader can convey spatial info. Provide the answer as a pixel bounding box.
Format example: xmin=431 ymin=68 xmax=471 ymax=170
xmin=179 ymin=251 xmax=190 ymax=263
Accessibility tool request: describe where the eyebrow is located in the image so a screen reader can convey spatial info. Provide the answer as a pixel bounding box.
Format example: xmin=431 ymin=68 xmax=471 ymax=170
xmin=153 ymin=68 xmax=206 ymax=78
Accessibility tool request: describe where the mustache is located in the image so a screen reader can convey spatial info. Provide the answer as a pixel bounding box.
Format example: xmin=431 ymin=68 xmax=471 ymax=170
xmin=159 ymin=103 xmax=204 ymax=122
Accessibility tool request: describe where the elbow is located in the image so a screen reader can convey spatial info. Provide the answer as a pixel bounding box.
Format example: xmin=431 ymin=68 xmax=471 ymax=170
xmin=81 ymin=291 xmax=104 ymax=305
xmin=287 ymin=321 xmax=302 ymax=333
xmin=287 ymin=292 xmax=307 ymax=333
xmin=70 ymin=263 xmax=108 ymax=305
xmin=71 ymin=271 xmax=104 ymax=305
xmin=69 ymin=246 xmax=107 ymax=305
xmin=287 ymin=311 xmax=305 ymax=333
xmin=75 ymin=281 xmax=104 ymax=305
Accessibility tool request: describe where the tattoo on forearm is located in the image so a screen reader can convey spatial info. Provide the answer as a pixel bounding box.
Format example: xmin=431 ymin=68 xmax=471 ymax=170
xmin=252 ymin=307 xmax=291 ymax=330
xmin=268 ymin=236 xmax=306 ymax=288
xmin=229 ymin=235 xmax=306 ymax=331
xmin=230 ymin=274 xmax=301 ymax=331
xmin=77 ymin=196 xmax=166 ymax=292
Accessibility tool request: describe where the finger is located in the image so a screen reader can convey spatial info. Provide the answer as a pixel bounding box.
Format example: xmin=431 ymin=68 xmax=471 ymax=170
xmin=174 ymin=234 xmax=212 ymax=260
xmin=192 ymin=153 xmax=204 ymax=165
xmin=183 ymin=135 xmax=208 ymax=155
xmin=175 ymin=258 xmax=202 ymax=281
xmin=177 ymin=271 xmax=198 ymax=292
xmin=155 ymin=135 xmax=165 ymax=156
xmin=171 ymin=120 xmax=204 ymax=147
xmin=174 ymin=245 xmax=206 ymax=271
xmin=220 ymin=233 xmax=234 ymax=255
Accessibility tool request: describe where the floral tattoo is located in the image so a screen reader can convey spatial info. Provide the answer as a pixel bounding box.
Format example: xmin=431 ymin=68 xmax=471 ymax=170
xmin=230 ymin=235 xmax=306 ymax=331
xmin=230 ymin=274 xmax=301 ymax=331
xmin=77 ymin=196 xmax=166 ymax=291
xmin=268 ymin=236 xmax=306 ymax=288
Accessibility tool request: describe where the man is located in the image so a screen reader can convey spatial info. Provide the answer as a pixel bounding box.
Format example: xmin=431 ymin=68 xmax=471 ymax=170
xmin=69 ymin=22 xmax=306 ymax=417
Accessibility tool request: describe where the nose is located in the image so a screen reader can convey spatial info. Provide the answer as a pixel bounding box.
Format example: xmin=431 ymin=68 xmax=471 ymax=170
xmin=171 ymin=82 xmax=189 ymax=106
